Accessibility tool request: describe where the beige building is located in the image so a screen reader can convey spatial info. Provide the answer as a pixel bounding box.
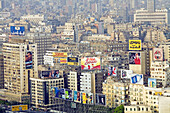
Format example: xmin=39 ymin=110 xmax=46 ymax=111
xmin=159 ymin=88 xmax=170 ymax=113
xmin=84 ymin=34 xmax=111 ymax=41
xmin=124 ymin=105 xmax=151 ymax=113
xmin=129 ymin=83 xmax=164 ymax=113
xmin=68 ymin=71 xmax=78 ymax=91
xmin=1 ymin=38 xmax=38 ymax=102
xmin=150 ymin=61 xmax=170 ymax=87
xmin=143 ymin=87 xmax=163 ymax=112
xmin=144 ymin=29 xmax=167 ymax=42
xmin=129 ymin=84 xmax=144 ymax=105
xmin=102 ymin=76 xmax=129 ymax=108
xmin=30 ymin=77 xmax=64 ymax=110
xmin=159 ymin=42 xmax=170 ymax=62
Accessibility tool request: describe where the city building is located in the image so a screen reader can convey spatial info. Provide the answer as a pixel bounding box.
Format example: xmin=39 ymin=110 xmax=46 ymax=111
xmin=20 ymin=14 xmax=44 ymax=25
xmin=102 ymin=76 xmax=129 ymax=108
xmin=134 ymin=9 xmax=170 ymax=25
xmin=30 ymin=77 xmax=64 ymax=110
xmin=159 ymin=88 xmax=170 ymax=113
xmin=1 ymin=38 xmax=38 ymax=102
xmin=91 ymin=71 xmax=108 ymax=94
xmin=80 ymin=72 xmax=92 ymax=93
xmin=26 ymin=33 xmax=52 ymax=65
xmin=68 ymin=71 xmax=79 ymax=91
xmin=150 ymin=61 xmax=170 ymax=87
xmin=147 ymin=0 xmax=155 ymax=12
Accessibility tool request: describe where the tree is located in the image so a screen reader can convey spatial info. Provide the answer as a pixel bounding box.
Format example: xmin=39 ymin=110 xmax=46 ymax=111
xmin=114 ymin=105 xmax=124 ymax=113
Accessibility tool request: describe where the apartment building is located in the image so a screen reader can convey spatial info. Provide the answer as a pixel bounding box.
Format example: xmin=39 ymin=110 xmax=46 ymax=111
xmin=102 ymin=76 xmax=129 ymax=108
xmin=30 ymin=78 xmax=64 ymax=110
xmin=150 ymin=61 xmax=170 ymax=87
xmin=1 ymin=38 xmax=38 ymax=102
xmin=68 ymin=71 xmax=78 ymax=91
xmin=129 ymin=83 xmax=144 ymax=105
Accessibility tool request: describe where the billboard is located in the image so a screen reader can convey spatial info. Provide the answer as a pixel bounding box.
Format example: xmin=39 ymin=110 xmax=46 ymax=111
xmin=129 ymin=52 xmax=141 ymax=65
xmin=121 ymin=70 xmax=133 ymax=78
xmin=131 ymin=74 xmax=143 ymax=85
xmin=67 ymin=57 xmax=79 ymax=65
xmin=10 ymin=26 xmax=25 ymax=36
xmin=96 ymin=94 xmax=106 ymax=106
xmin=82 ymin=93 xmax=87 ymax=104
xmin=76 ymin=91 xmax=81 ymax=103
xmin=153 ymin=48 xmax=163 ymax=61
xmin=65 ymin=89 xmax=73 ymax=101
xmin=51 ymin=87 xmax=60 ymax=98
xmin=86 ymin=93 xmax=93 ymax=104
xmin=53 ymin=52 xmax=67 ymax=57
xmin=148 ymin=78 xmax=156 ymax=88
xmin=25 ymin=51 xmax=32 ymax=69
xmin=129 ymin=40 xmax=141 ymax=50
xmin=108 ymin=66 xmax=117 ymax=76
xmin=41 ymin=70 xmax=60 ymax=78
xmin=59 ymin=89 xmax=65 ymax=99
xmin=12 ymin=105 xmax=28 ymax=111
xmin=81 ymin=57 xmax=101 ymax=70
xmin=60 ymin=58 xmax=67 ymax=64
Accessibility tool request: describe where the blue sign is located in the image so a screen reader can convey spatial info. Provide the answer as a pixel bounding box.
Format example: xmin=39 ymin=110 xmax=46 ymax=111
xmin=10 ymin=26 xmax=25 ymax=36
xmin=131 ymin=74 xmax=143 ymax=85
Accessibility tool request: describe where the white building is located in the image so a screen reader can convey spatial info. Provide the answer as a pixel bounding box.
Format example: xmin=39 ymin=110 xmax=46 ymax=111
xmin=21 ymin=14 xmax=44 ymax=24
xmin=80 ymin=72 xmax=92 ymax=93
xmin=134 ymin=9 xmax=170 ymax=25
xmin=68 ymin=71 xmax=78 ymax=91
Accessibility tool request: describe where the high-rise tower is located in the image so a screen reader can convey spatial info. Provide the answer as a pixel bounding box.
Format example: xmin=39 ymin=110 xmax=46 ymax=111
xmin=2 ymin=38 xmax=38 ymax=102
xmin=147 ymin=0 xmax=155 ymax=12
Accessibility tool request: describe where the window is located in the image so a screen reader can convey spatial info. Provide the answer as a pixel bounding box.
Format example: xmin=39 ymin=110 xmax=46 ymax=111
xmin=146 ymin=108 xmax=148 ymax=111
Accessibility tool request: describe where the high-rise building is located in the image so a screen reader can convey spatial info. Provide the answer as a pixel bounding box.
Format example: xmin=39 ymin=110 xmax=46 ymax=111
xmin=26 ymin=33 xmax=52 ymax=65
xmin=30 ymin=77 xmax=64 ymax=110
xmin=130 ymin=0 xmax=138 ymax=9
xmin=147 ymin=0 xmax=155 ymax=12
xmin=0 ymin=0 xmax=4 ymax=9
xmin=1 ymin=38 xmax=38 ymax=102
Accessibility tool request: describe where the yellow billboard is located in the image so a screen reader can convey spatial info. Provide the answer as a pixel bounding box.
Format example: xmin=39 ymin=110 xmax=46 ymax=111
xmin=82 ymin=93 xmax=87 ymax=104
xmin=60 ymin=58 xmax=67 ymax=64
xmin=53 ymin=52 xmax=67 ymax=57
xmin=12 ymin=105 xmax=28 ymax=111
xmin=129 ymin=40 xmax=142 ymax=50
